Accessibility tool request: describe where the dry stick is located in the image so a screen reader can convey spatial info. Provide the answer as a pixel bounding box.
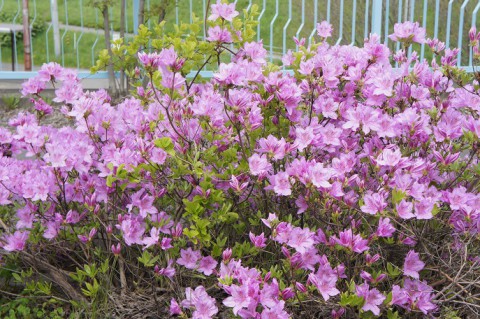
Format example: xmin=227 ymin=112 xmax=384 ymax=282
xmin=118 ymin=257 xmax=127 ymax=296
xmin=21 ymin=252 xmax=87 ymax=303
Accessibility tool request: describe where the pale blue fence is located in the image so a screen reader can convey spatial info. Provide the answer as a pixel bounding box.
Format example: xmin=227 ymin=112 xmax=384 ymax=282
xmin=1 ymin=0 xmax=480 ymax=80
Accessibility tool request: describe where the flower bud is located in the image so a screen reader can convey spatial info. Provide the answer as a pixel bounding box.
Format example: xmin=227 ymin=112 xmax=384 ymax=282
xmin=470 ymin=26 xmax=477 ymax=42
xmin=111 ymin=243 xmax=121 ymax=256
xmin=281 ymin=246 xmax=291 ymax=259
xmin=222 ymin=248 xmax=232 ymax=262
xmin=281 ymin=288 xmax=295 ymax=300
xmin=264 ymin=272 xmax=271 ymax=282
xmin=295 ymin=282 xmax=307 ymax=293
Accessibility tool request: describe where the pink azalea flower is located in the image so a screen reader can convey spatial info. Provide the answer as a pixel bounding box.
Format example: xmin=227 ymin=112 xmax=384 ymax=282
xmin=249 ymin=232 xmax=267 ymax=248
xmin=198 ymin=256 xmax=218 ymax=276
xmin=116 ymin=214 xmax=145 ymax=246
xmin=389 ymin=21 xmax=426 ymax=43
xmin=155 ymin=259 xmax=176 ymax=279
xmin=207 ymin=26 xmax=232 ymax=43
xmin=316 ymin=21 xmax=333 ymax=38
xmin=333 ymin=228 xmax=369 ymax=253
xmin=295 ymin=126 xmax=314 ymax=151
xmin=1 ymin=231 xmax=29 ymax=251
xmin=170 ymin=298 xmax=182 ymax=315
xmin=287 ymin=227 xmax=315 ymax=254
xmin=177 ymin=248 xmax=202 ymax=269
xmin=208 ymin=0 xmax=239 ymax=21
xmin=182 ymin=286 xmax=218 ymax=319
xmin=248 ymin=154 xmax=272 ymax=177
xmin=223 ymin=284 xmax=252 ymax=315
xmin=403 ymin=250 xmax=425 ymax=279
xmin=376 ymin=217 xmax=396 ymax=238
xmin=396 ymin=200 xmax=415 ymax=219
xmin=268 ymin=172 xmax=292 ymax=196
xmin=308 ymin=262 xmax=340 ymax=301
xmin=361 ymin=191 xmax=387 ymax=215
xmin=260 ymin=300 xmax=290 ymax=319
xmin=355 ymin=283 xmax=386 ymax=316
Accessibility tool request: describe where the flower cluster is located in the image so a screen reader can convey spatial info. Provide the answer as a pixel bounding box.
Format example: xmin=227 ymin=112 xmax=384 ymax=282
xmin=1 ymin=3 xmax=479 ymax=318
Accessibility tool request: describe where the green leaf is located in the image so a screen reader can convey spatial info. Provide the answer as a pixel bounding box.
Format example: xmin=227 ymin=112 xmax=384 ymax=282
xmin=391 ymin=188 xmax=407 ymax=205
xmin=386 ymin=262 xmax=402 ymax=278
xmin=154 ymin=137 xmax=175 ymax=156
xmin=106 ymin=175 xmax=116 ymax=187
xmin=387 ymin=310 xmax=400 ymax=319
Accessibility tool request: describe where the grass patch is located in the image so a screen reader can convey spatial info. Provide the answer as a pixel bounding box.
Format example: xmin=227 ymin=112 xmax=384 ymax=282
xmin=0 ymin=28 xmax=107 ymax=70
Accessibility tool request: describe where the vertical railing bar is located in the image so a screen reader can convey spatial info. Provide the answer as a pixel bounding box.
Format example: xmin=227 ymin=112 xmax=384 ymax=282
xmin=146 ymin=0 xmax=151 ymax=51
xmin=395 ymin=0 xmax=403 ymax=67
xmin=76 ymin=0 xmax=84 ymax=69
xmin=446 ymin=0 xmax=455 ymax=48
xmin=458 ymin=0 xmax=471 ymax=66
xmin=246 ymin=0 xmax=252 ymax=12
xmin=203 ymin=0 xmax=206 ymax=40
xmin=470 ymin=1 xmax=480 ymax=66
xmin=308 ymin=0 xmax=318 ymax=46
xmin=420 ymin=0 xmax=427 ymax=61
xmin=327 ymin=0 xmax=331 ymax=23
xmin=45 ymin=23 xmax=52 ymax=64
xmin=336 ymin=0 xmax=344 ymax=45
xmin=175 ymin=0 xmax=179 ymax=25
xmin=12 ymin=0 xmax=21 ymax=70
xmin=434 ymin=0 xmax=440 ymax=39
xmin=384 ymin=0 xmax=390 ymax=45
xmin=189 ymin=0 xmax=193 ymax=25
xmin=270 ymin=0 xmax=279 ymax=62
xmin=364 ymin=0 xmax=370 ymax=39
xmin=351 ymin=0 xmax=357 ymax=45
xmin=133 ymin=0 xmax=139 ymax=34
xmin=372 ymin=0 xmax=383 ymax=37
xmin=257 ymin=0 xmax=267 ymax=42
xmin=200 ymin=0 xmax=209 ymax=71
xmin=295 ymin=0 xmax=305 ymax=49
xmin=0 ymin=0 xmax=3 ymax=70
xmin=61 ymin=0 xmax=69 ymax=67
xmin=282 ymin=0 xmax=292 ymax=64
xmin=91 ymin=9 xmax=99 ymax=66
xmin=29 ymin=0 xmax=37 ymax=69
xmin=408 ymin=0 xmax=415 ymax=58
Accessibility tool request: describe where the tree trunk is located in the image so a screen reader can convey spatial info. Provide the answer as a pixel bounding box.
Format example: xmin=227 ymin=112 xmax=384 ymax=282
xmin=22 ymin=0 xmax=31 ymax=71
xmin=138 ymin=0 xmax=145 ymax=27
xmin=158 ymin=0 xmax=167 ymax=23
xmin=102 ymin=6 xmax=118 ymax=97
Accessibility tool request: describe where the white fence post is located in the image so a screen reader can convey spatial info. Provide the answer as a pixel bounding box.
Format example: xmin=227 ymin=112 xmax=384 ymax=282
xmin=133 ymin=0 xmax=139 ymax=34
xmin=371 ymin=0 xmax=383 ymax=38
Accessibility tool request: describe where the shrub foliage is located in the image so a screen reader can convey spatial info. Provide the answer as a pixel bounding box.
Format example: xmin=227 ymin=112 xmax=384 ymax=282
xmin=1 ymin=2 xmax=480 ymax=318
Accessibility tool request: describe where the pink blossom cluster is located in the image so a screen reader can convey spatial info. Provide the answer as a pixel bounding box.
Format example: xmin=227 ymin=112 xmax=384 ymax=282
xmin=1 ymin=4 xmax=480 ymax=317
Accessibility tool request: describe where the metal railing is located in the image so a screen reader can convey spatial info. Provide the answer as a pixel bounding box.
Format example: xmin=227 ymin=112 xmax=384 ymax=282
xmin=1 ymin=0 xmax=480 ymax=80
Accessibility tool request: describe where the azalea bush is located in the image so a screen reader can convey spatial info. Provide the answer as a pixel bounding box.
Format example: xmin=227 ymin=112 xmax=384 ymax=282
xmin=1 ymin=1 xmax=480 ymax=318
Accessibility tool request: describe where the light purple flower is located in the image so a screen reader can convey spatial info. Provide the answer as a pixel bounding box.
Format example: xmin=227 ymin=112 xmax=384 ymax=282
xmin=403 ymin=250 xmax=425 ymax=279
xmin=316 ymin=21 xmax=333 ymax=38
xmin=355 ymin=283 xmax=386 ymax=316
xmin=389 ymin=21 xmax=426 ymax=44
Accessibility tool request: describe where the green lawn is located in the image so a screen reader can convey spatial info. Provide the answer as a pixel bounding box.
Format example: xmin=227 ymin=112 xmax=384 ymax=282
xmin=0 ymin=29 xmax=106 ymax=70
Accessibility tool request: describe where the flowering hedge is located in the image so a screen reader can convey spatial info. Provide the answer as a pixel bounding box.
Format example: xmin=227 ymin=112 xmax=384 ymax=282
xmin=1 ymin=1 xmax=480 ymax=318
